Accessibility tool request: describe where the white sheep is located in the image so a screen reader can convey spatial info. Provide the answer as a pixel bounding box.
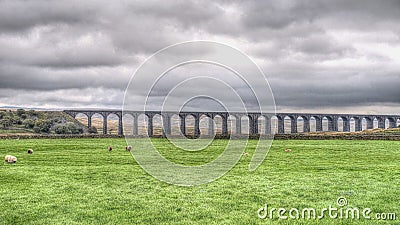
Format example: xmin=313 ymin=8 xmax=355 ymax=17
xmin=125 ymin=146 xmax=132 ymax=151
xmin=285 ymin=148 xmax=292 ymax=152
xmin=4 ymin=155 xmax=17 ymax=163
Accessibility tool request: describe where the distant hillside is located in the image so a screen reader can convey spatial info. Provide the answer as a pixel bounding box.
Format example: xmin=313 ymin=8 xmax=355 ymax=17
xmin=0 ymin=109 xmax=87 ymax=135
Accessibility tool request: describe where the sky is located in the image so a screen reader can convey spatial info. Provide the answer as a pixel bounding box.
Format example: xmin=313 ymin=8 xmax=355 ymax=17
xmin=0 ymin=0 xmax=399 ymax=114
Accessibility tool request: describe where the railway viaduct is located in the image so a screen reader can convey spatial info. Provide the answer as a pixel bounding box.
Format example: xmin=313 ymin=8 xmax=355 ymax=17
xmin=64 ymin=110 xmax=400 ymax=136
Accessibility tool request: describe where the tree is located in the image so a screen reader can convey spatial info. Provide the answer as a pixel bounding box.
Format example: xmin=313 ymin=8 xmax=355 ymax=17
xmin=27 ymin=110 xmax=38 ymax=117
xmin=55 ymin=125 xmax=69 ymax=134
xmin=33 ymin=127 xmax=41 ymax=133
xmin=16 ymin=109 xmax=25 ymax=116
xmin=23 ymin=119 xmax=35 ymax=129
xmin=88 ymin=126 xmax=98 ymax=134
xmin=20 ymin=113 xmax=27 ymax=120
xmin=55 ymin=123 xmax=83 ymax=134
xmin=12 ymin=116 xmax=22 ymax=125
xmin=66 ymin=122 xmax=83 ymax=134
xmin=34 ymin=119 xmax=53 ymax=133
xmin=0 ymin=117 xmax=11 ymax=128
xmin=0 ymin=111 xmax=5 ymax=119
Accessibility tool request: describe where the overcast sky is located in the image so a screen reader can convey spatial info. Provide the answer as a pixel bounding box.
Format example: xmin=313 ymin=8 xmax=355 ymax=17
xmin=0 ymin=0 xmax=399 ymax=114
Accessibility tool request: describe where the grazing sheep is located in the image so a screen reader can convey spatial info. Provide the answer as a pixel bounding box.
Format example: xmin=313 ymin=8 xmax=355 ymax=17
xmin=27 ymin=149 xmax=33 ymax=154
xmin=4 ymin=155 xmax=17 ymax=163
xmin=242 ymin=152 xmax=249 ymax=157
xmin=125 ymin=146 xmax=132 ymax=151
xmin=108 ymin=146 xmax=112 ymax=151
xmin=285 ymin=148 xmax=292 ymax=152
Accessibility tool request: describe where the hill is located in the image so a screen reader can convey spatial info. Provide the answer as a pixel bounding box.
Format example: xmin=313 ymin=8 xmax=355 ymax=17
xmin=0 ymin=109 xmax=87 ymax=135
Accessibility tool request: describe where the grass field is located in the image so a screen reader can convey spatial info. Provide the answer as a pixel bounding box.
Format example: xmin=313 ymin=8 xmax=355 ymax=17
xmin=1 ymin=138 xmax=399 ymax=224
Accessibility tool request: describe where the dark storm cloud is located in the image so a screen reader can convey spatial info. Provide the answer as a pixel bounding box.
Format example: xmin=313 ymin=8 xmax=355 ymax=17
xmin=0 ymin=0 xmax=399 ymax=113
xmin=240 ymin=0 xmax=400 ymax=31
xmin=270 ymin=73 xmax=400 ymax=108
xmin=0 ymin=64 xmax=129 ymax=90
xmin=0 ymin=0 xmax=98 ymax=32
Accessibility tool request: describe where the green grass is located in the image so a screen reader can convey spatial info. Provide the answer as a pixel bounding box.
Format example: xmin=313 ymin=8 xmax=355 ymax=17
xmin=1 ymin=138 xmax=399 ymax=224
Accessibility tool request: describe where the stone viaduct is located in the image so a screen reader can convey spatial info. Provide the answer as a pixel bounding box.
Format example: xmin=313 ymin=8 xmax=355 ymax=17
xmin=64 ymin=110 xmax=400 ymax=136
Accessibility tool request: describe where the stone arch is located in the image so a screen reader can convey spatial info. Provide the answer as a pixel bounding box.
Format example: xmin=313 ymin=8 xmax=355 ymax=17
xmin=352 ymin=117 xmax=362 ymax=132
xmin=373 ymin=117 xmax=378 ymax=129
xmin=337 ymin=117 xmax=343 ymax=132
xmin=309 ymin=116 xmax=316 ymax=132
xmin=106 ymin=113 xmax=119 ymax=135
xmin=199 ymin=114 xmax=211 ymax=136
xmin=362 ymin=117 xmax=373 ymax=130
xmin=88 ymin=113 xmax=103 ymax=134
xmin=170 ymin=114 xmax=180 ymax=135
xmin=213 ymin=115 xmax=223 ymax=135
xmin=296 ymin=116 xmax=303 ymax=133
xmin=373 ymin=116 xmax=385 ymax=129
xmin=228 ymin=115 xmax=237 ymax=135
xmin=386 ymin=117 xmax=396 ymax=129
xmin=240 ymin=115 xmax=250 ymax=134
xmin=75 ymin=113 xmax=89 ymax=127
xmin=122 ymin=113 xmax=134 ymax=136
xmin=152 ymin=114 xmax=163 ymax=136
xmin=137 ymin=114 xmax=149 ymax=135
xmin=257 ymin=115 xmax=266 ymax=134
xmin=311 ymin=116 xmax=322 ymax=132
xmin=283 ymin=115 xmax=295 ymax=134
xmin=296 ymin=116 xmax=310 ymax=133
xmin=349 ymin=117 xmax=356 ymax=132
xmin=271 ymin=115 xmax=281 ymax=134
xmin=337 ymin=116 xmax=349 ymax=132
xmin=185 ymin=114 xmax=195 ymax=136
xmin=361 ymin=118 xmax=367 ymax=131
xmin=322 ymin=116 xmax=334 ymax=132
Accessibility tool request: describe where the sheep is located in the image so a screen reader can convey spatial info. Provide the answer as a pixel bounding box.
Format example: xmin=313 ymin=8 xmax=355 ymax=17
xmin=4 ymin=155 xmax=17 ymax=163
xmin=27 ymin=149 xmax=33 ymax=154
xmin=108 ymin=146 xmax=113 ymax=151
xmin=242 ymin=152 xmax=249 ymax=157
xmin=285 ymin=148 xmax=292 ymax=152
xmin=125 ymin=146 xmax=132 ymax=151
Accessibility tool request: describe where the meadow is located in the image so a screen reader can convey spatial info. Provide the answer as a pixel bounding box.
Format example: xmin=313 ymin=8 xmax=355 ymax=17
xmin=1 ymin=138 xmax=399 ymax=224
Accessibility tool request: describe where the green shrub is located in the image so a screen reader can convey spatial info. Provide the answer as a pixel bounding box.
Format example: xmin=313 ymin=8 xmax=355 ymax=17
xmin=33 ymin=127 xmax=41 ymax=133
xmin=34 ymin=119 xmax=53 ymax=133
xmin=12 ymin=116 xmax=22 ymax=125
xmin=55 ymin=125 xmax=69 ymax=134
xmin=20 ymin=113 xmax=27 ymax=119
xmin=23 ymin=119 xmax=35 ymax=129
xmin=16 ymin=109 xmax=25 ymax=116
xmin=55 ymin=123 xmax=83 ymax=134
xmin=0 ymin=117 xmax=11 ymax=128
xmin=66 ymin=122 xmax=83 ymax=134
xmin=27 ymin=110 xmax=38 ymax=117
xmin=88 ymin=126 xmax=98 ymax=134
